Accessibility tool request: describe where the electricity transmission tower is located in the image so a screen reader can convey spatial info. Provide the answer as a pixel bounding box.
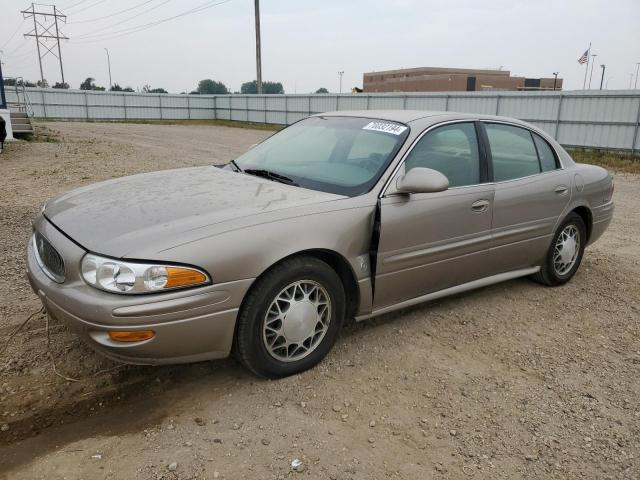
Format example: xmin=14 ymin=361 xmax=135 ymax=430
xmin=21 ymin=3 xmax=68 ymax=86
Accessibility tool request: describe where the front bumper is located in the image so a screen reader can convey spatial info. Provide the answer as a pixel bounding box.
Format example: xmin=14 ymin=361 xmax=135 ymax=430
xmin=26 ymin=215 xmax=254 ymax=365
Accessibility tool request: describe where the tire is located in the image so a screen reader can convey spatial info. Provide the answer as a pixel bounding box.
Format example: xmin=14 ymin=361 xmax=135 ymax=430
xmin=532 ymin=212 xmax=586 ymax=286
xmin=234 ymin=256 xmax=345 ymax=378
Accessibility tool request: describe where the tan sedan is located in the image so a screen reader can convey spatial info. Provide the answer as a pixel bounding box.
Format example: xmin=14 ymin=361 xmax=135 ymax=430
xmin=27 ymin=111 xmax=614 ymax=378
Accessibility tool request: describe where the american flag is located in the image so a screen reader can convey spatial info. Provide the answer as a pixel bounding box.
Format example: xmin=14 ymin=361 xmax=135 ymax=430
xmin=578 ymin=49 xmax=589 ymax=64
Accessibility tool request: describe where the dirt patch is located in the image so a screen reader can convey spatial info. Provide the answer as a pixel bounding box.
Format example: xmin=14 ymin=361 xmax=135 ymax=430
xmin=0 ymin=121 xmax=638 ymax=479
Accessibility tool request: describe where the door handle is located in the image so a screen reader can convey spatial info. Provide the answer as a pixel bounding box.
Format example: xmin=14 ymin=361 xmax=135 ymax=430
xmin=471 ymin=199 xmax=490 ymax=213
xmin=554 ymin=185 xmax=569 ymax=196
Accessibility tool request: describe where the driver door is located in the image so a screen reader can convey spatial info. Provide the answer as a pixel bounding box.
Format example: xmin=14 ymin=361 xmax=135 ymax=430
xmin=374 ymin=122 xmax=495 ymax=309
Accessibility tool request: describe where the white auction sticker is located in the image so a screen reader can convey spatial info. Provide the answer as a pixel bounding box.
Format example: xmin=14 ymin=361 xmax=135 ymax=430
xmin=362 ymin=121 xmax=408 ymax=135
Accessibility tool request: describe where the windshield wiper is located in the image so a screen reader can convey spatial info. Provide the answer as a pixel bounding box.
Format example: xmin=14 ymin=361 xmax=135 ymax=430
xmin=243 ymin=169 xmax=299 ymax=186
xmin=228 ymin=159 xmax=243 ymax=172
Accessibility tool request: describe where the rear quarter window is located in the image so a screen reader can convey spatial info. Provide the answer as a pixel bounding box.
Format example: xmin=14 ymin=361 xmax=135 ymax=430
xmin=533 ymin=134 xmax=558 ymax=172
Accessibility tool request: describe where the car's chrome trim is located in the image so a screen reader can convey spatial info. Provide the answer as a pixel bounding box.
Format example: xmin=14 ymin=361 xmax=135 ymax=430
xmin=354 ymin=266 xmax=540 ymax=321
xmin=379 ymin=118 xmax=566 ymax=198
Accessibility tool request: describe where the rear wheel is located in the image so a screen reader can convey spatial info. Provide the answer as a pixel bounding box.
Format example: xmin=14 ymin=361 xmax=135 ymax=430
xmin=234 ymin=256 xmax=345 ymax=378
xmin=532 ymin=212 xmax=586 ymax=286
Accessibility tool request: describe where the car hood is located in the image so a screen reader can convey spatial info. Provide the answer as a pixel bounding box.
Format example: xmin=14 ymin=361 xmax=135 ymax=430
xmin=44 ymin=166 xmax=344 ymax=258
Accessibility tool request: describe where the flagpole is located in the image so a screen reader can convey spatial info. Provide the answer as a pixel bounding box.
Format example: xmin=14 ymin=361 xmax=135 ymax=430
xmin=588 ymin=53 xmax=597 ymax=89
xmin=582 ymin=42 xmax=591 ymax=90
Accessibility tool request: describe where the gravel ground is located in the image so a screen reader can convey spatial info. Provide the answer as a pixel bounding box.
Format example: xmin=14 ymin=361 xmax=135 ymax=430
xmin=0 ymin=121 xmax=638 ymax=480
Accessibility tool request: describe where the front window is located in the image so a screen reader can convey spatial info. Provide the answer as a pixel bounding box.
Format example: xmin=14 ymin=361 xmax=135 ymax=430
xmin=404 ymin=122 xmax=481 ymax=188
xmin=234 ymin=116 xmax=410 ymax=196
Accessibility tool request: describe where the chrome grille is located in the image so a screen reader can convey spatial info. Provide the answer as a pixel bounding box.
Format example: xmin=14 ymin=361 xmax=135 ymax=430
xmin=33 ymin=232 xmax=65 ymax=282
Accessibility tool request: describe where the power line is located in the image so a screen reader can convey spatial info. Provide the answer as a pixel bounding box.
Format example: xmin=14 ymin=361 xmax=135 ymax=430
xmin=73 ymin=0 xmax=174 ymax=39
xmin=3 ymin=48 xmax=38 ymax=72
xmin=66 ymin=0 xmax=110 ymax=16
xmin=0 ymin=19 xmax=26 ymax=50
xmin=3 ymin=42 xmax=34 ymax=59
xmin=2 ymin=38 xmax=31 ymax=57
xmin=67 ymin=0 xmax=159 ymax=24
xmin=73 ymin=0 xmax=235 ymax=43
xmin=61 ymin=0 xmax=93 ymax=11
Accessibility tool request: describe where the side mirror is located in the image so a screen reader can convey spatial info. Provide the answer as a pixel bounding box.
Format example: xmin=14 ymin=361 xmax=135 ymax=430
xmin=396 ymin=167 xmax=449 ymax=194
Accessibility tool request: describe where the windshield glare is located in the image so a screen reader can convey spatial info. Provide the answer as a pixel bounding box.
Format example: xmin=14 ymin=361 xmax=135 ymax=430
xmin=234 ymin=116 xmax=410 ymax=196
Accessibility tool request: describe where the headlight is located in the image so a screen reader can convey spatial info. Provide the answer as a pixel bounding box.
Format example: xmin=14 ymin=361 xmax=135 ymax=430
xmin=81 ymin=254 xmax=209 ymax=294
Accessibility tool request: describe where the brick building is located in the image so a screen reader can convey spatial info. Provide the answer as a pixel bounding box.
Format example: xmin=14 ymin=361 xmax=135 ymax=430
xmin=363 ymin=67 xmax=562 ymax=92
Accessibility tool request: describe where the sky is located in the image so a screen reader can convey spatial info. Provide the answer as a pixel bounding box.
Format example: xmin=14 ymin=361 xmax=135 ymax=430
xmin=1 ymin=0 xmax=639 ymax=93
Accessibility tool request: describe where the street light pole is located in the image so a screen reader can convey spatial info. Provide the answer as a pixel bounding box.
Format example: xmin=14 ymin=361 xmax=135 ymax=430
xmin=254 ymin=0 xmax=262 ymax=94
xmin=552 ymin=72 xmax=558 ymax=91
xmin=104 ymin=48 xmax=112 ymax=90
xmin=599 ymin=65 xmax=606 ymax=90
xmin=635 ymin=62 xmax=640 ymax=89
xmin=338 ymin=71 xmax=344 ymax=94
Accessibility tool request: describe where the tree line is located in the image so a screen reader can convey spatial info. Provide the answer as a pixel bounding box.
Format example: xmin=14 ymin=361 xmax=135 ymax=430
xmin=3 ymin=77 xmax=331 ymax=94
xmin=193 ymin=79 xmax=329 ymax=95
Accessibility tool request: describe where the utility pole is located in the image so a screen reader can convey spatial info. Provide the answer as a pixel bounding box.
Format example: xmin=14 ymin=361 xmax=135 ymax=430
xmin=254 ymin=0 xmax=262 ymax=94
xmin=22 ymin=3 xmax=68 ymax=86
xmin=599 ymin=65 xmax=605 ymax=90
xmin=104 ymin=48 xmax=112 ymax=90
xmin=635 ymin=62 xmax=640 ymax=89
xmin=588 ymin=54 xmax=597 ymax=89
xmin=552 ymin=72 xmax=558 ymax=91
xmin=338 ymin=71 xmax=344 ymax=94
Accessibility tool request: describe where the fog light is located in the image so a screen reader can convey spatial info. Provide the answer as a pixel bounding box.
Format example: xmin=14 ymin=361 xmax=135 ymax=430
xmin=108 ymin=330 xmax=155 ymax=342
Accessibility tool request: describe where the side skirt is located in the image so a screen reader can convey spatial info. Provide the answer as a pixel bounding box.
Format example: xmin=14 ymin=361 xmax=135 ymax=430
xmin=354 ymin=266 xmax=540 ymax=321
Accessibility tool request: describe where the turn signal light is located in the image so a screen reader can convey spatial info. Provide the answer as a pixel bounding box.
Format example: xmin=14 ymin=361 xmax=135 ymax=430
xmin=165 ymin=267 xmax=208 ymax=289
xmin=108 ymin=330 xmax=155 ymax=342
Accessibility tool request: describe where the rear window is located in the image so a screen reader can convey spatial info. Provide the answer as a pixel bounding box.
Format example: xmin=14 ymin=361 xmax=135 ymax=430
xmin=485 ymin=123 xmax=541 ymax=182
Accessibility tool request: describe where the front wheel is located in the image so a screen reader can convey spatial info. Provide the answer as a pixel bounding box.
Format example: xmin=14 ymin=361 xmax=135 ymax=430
xmin=234 ymin=256 xmax=345 ymax=378
xmin=532 ymin=212 xmax=586 ymax=286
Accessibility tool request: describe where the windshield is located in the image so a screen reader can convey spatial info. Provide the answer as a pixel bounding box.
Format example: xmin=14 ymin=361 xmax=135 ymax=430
xmin=234 ymin=116 xmax=410 ymax=196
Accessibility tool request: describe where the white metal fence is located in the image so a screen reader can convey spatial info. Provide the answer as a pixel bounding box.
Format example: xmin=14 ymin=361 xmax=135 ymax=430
xmin=5 ymin=87 xmax=640 ymax=152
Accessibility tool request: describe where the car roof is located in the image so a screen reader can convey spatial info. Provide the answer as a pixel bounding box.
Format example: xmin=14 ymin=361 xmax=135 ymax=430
xmin=314 ymin=110 xmax=447 ymax=123
xmin=314 ymin=110 xmax=529 ymax=127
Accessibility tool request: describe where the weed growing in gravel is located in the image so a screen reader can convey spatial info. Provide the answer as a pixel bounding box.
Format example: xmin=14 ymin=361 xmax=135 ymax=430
xmin=20 ymin=127 xmax=60 ymax=143
xmin=568 ymin=149 xmax=640 ymax=174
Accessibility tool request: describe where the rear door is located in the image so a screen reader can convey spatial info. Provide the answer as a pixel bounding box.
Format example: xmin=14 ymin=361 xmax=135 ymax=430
xmin=374 ymin=121 xmax=495 ymax=309
xmin=482 ymin=122 xmax=571 ymax=273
